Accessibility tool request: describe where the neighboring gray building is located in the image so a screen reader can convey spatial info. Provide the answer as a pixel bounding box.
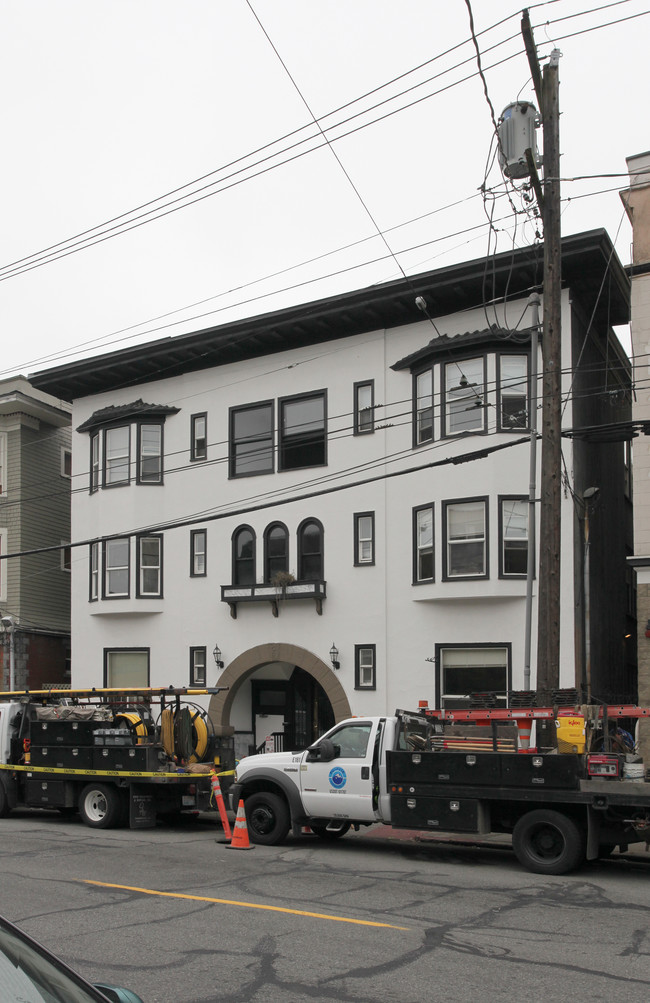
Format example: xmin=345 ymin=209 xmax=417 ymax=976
xmin=0 ymin=376 xmax=72 ymax=689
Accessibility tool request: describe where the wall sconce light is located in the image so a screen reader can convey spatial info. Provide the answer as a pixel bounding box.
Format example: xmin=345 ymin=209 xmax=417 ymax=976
xmin=213 ymin=644 xmax=224 ymax=669
xmin=329 ymin=643 xmax=340 ymax=670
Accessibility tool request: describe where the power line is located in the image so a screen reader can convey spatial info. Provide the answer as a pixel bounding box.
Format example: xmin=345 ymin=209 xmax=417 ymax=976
xmin=0 ymin=433 xmax=533 ymax=562
xmin=0 ymin=3 xmax=635 ymax=286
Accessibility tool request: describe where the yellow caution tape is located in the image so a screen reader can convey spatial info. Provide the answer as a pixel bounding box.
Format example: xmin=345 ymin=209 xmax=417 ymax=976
xmin=0 ymin=763 xmax=204 ymax=780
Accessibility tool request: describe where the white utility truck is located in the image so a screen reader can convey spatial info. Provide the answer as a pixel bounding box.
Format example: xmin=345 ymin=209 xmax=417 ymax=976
xmin=230 ymin=703 xmax=650 ymax=874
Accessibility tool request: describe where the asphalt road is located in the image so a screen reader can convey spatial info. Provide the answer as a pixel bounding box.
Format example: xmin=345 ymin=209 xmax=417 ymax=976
xmin=1 ymin=808 xmax=649 ymax=1002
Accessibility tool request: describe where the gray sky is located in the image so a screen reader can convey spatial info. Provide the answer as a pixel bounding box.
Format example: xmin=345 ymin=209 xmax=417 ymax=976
xmin=0 ymin=0 xmax=647 ymax=380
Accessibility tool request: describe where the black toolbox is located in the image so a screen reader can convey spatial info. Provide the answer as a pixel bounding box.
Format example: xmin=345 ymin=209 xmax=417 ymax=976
xmin=30 ymin=720 xmax=106 ymax=747
xmin=30 ymin=746 xmax=94 ymax=770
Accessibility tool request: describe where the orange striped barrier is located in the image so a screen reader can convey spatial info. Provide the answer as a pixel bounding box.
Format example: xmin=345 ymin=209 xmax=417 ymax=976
xmin=211 ymin=773 xmax=232 ymax=840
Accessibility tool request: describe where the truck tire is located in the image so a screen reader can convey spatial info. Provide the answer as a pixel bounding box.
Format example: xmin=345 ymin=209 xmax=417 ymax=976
xmin=245 ymin=792 xmax=290 ymax=845
xmin=512 ymin=809 xmax=586 ymax=875
xmin=310 ymin=822 xmax=351 ymax=840
xmin=78 ymin=784 xmax=123 ymax=829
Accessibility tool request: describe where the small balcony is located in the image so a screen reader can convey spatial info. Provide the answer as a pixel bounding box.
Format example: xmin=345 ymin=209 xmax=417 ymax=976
xmin=221 ymin=580 xmax=326 ymax=618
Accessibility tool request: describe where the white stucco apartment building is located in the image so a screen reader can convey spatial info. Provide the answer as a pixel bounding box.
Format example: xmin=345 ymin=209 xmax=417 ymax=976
xmin=31 ymin=232 xmax=634 ymax=758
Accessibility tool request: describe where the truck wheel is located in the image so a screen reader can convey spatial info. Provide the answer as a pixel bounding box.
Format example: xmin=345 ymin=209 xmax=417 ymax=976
xmin=245 ymin=792 xmax=290 ymax=845
xmin=310 ymin=822 xmax=351 ymax=840
xmin=512 ymin=809 xmax=585 ymax=875
xmin=79 ymin=784 xmax=122 ymax=829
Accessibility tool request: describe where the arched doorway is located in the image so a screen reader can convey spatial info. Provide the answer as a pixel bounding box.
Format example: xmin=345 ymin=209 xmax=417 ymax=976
xmin=208 ymin=643 xmax=351 ymax=755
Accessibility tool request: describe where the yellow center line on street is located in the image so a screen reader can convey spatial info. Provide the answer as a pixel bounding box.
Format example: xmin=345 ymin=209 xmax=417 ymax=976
xmin=82 ymin=879 xmax=410 ymax=930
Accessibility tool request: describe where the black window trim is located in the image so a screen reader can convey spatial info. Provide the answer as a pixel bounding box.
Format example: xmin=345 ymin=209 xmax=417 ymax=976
xmin=102 ymin=424 xmax=131 ymax=489
xmin=412 ymin=364 xmax=434 ymax=448
xmin=61 ymin=447 xmax=72 ymax=479
xmin=190 ymin=646 xmax=207 ymax=687
xmin=190 ymin=528 xmax=207 ymax=578
xmin=353 ymin=380 xmax=375 ymax=435
xmin=103 ymin=647 xmax=150 ymax=688
xmin=434 ymin=641 xmax=512 ymax=708
xmin=278 ymin=389 xmax=327 ymax=472
xmin=496 ymin=351 xmax=530 ymax=433
xmin=297 ymin=516 xmax=324 ymax=582
xmin=498 ymin=494 xmax=530 ymax=579
xmin=89 ymin=541 xmax=100 ymax=602
xmin=229 ymin=399 xmax=275 ymax=479
xmin=190 ymin=412 xmax=208 ymax=462
xmin=354 ymin=511 xmax=375 ymax=566
xmin=102 ymin=536 xmax=131 ymax=599
xmin=354 ymin=643 xmax=377 ymax=690
xmin=442 ymin=495 xmax=489 ymax=581
xmin=442 ymin=354 xmax=488 ymax=439
xmin=412 ymin=502 xmax=435 ymax=584
xmin=136 ymin=421 xmax=164 ymax=486
xmin=232 ymin=524 xmax=257 ymax=585
xmin=136 ymin=533 xmax=164 ymax=598
xmin=263 ymin=521 xmax=290 ymax=583
xmin=89 ymin=432 xmax=100 ymax=494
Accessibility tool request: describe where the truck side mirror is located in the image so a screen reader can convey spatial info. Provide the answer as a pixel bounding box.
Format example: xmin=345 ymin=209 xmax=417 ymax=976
xmin=307 ymin=738 xmax=337 ymax=763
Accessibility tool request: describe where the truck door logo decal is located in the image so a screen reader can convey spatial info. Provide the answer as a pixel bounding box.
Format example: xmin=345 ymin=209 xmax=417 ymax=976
xmin=329 ymin=767 xmax=347 ymax=789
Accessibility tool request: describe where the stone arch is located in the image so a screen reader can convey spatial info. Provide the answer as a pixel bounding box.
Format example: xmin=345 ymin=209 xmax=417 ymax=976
xmin=207 ymin=642 xmax=351 ymax=726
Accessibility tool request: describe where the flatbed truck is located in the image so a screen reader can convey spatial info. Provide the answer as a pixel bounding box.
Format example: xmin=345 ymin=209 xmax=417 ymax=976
xmin=230 ymin=703 xmax=650 ymax=874
xmin=0 ymin=686 xmax=231 ymax=829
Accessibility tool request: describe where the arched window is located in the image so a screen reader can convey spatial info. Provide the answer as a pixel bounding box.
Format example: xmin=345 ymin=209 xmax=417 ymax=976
xmin=232 ymin=526 xmax=256 ymax=585
xmin=264 ymin=522 xmax=289 ymax=582
xmin=297 ymin=518 xmax=323 ymax=582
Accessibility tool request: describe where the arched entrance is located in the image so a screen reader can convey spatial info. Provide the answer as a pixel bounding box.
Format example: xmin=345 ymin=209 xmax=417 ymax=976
xmin=208 ymin=643 xmax=351 ymax=754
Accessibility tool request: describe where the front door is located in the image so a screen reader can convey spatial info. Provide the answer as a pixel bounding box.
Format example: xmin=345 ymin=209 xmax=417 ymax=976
xmin=299 ymin=720 xmax=379 ymax=822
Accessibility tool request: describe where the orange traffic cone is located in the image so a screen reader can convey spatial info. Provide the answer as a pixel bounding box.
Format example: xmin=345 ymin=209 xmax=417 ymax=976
xmin=516 ymin=720 xmax=532 ymax=751
xmin=227 ymin=799 xmax=255 ymax=850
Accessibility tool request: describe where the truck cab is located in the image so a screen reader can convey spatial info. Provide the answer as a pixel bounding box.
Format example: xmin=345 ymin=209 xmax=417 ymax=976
xmin=231 ymin=715 xmax=399 ymax=842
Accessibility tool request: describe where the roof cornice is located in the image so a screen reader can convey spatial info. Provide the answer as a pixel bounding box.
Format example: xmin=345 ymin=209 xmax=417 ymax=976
xmin=29 ymin=229 xmax=629 ymax=402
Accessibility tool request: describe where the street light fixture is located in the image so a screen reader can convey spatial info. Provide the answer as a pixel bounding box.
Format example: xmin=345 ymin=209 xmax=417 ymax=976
xmin=329 ymin=644 xmax=340 ymax=671
xmin=212 ymin=644 xmax=224 ymax=669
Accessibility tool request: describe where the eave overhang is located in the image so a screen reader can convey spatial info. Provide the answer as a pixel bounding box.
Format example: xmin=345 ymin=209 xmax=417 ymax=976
xmin=29 ymin=229 xmax=629 ymax=403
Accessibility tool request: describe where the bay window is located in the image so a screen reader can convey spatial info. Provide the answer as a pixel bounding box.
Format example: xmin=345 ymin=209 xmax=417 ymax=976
xmin=414 ymin=368 xmax=433 ymax=444
xmin=443 ymin=498 xmax=488 ymax=579
xmin=137 ymin=424 xmax=163 ymax=484
xmin=103 ymin=538 xmax=130 ymax=597
xmin=413 ymin=504 xmax=434 ymax=582
xmin=498 ymin=354 xmax=529 ymax=430
xmin=104 ymin=426 xmax=130 ymax=486
xmin=444 ymin=358 xmax=486 ymax=436
xmin=137 ymin=535 xmax=163 ymax=597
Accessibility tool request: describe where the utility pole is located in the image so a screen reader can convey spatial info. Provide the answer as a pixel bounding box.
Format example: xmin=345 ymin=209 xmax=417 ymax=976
xmin=521 ymin=10 xmax=562 ymax=711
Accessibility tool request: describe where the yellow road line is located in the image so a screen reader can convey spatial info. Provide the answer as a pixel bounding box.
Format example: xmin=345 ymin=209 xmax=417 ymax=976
xmin=82 ymin=879 xmax=410 ymax=930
